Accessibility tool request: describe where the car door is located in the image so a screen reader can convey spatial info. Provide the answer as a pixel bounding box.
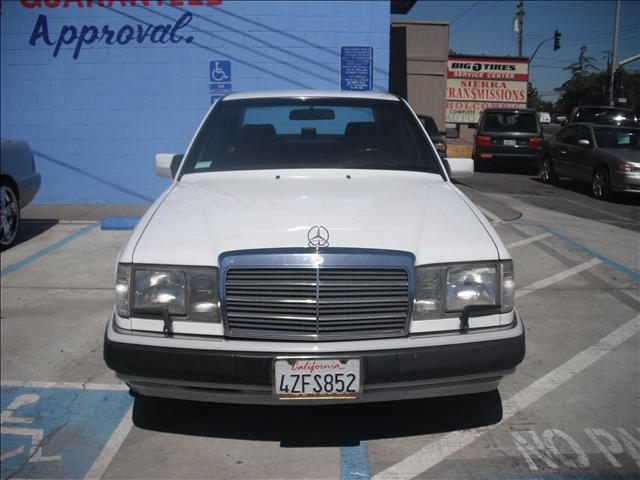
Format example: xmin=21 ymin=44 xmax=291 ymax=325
xmin=571 ymin=125 xmax=596 ymax=182
xmin=550 ymin=126 xmax=576 ymax=177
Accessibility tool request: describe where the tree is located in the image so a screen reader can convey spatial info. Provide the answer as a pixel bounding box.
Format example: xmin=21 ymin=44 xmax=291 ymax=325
xmin=527 ymin=83 xmax=554 ymax=111
xmin=554 ymin=46 xmax=604 ymax=111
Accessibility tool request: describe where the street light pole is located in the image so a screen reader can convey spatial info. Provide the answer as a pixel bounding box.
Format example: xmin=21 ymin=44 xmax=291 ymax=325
xmin=608 ymin=0 xmax=621 ymax=106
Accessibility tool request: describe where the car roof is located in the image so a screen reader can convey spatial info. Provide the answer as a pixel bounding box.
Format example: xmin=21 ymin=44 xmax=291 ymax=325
xmin=483 ymin=108 xmax=536 ymax=113
xmin=574 ymin=106 xmax=634 ymax=112
xmin=222 ymin=90 xmax=400 ymax=102
xmin=572 ymin=122 xmax=639 ymax=129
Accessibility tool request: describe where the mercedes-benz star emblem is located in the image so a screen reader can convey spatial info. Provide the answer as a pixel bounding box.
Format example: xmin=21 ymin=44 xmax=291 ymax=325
xmin=307 ymin=225 xmax=329 ymax=248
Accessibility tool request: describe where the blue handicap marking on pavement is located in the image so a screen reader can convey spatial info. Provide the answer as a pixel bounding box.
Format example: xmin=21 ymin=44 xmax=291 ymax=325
xmin=210 ymin=60 xmax=231 ymax=83
xmin=1 ymin=386 xmax=132 ymax=479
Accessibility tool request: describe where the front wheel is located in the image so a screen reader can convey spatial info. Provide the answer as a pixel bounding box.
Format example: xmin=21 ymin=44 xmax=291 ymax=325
xmin=592 ymin=166 xmax=611 ymax=200
xmin=540 ymin=156 xmax=558 ymax=184
xmin=0 ymin=181 xmax=20 ymax=249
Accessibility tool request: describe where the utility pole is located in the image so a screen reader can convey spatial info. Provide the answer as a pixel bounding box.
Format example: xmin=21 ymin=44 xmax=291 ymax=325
xmin=608 ymin=0 xmax=621 ymax=106
xmin=516 ymin=0 xmax=525 ymax=57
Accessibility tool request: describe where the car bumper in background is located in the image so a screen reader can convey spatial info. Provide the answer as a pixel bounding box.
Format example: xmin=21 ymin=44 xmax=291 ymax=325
xmin=104 ymin=312 xmax=526 ymax=404
xmin=18 ymin=172 xmax=41 ymax=207
xmin=612 ymin=172 xmax=640 ymax=194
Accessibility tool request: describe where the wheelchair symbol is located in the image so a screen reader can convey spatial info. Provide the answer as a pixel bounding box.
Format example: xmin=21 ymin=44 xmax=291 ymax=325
xmin=210 ymin=61 xmax=230 ymax=82
xmin=0 ymin=394 xmax=62 ymax=463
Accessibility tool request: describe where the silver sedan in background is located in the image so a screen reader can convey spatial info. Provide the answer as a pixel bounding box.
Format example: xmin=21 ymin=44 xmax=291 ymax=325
xmin=540 ymin=124 xmax=640 ymax=200
xmin=1 ymin=139 xmax=41 ymax=248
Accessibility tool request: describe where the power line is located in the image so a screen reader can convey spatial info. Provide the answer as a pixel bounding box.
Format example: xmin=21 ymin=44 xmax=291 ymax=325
xmin=452 ymin=0 xmax=501 ymax=33
xmin=449 ymin=0 xmax=484 ymax=25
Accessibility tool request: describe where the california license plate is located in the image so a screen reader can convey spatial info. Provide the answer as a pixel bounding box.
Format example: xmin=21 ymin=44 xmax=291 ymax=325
xmin=274 ymin=358 xmax=361 ymax=400
xmin=504 ymin=139 xmax=517 ymax=146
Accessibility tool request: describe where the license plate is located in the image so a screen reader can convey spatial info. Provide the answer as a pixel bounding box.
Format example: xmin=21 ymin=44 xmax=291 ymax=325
xmin=274 ymin=358 xmax=361 ymax=400
xmin=504 ymin=139 xmax=517 ymax=146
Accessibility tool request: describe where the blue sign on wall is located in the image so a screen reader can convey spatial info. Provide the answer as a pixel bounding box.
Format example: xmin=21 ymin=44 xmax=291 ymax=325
xmin=340 ymin=46 xmax=373 ymax=91
xmin=210 ymin=60 xmax=232 ymax=104
xmin=210 ymin=60 xmax=231 ymax=83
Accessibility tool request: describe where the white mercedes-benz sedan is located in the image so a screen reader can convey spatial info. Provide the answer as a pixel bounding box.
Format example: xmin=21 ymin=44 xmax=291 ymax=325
xmin=104 ymin=91 xmax=525 ymax=404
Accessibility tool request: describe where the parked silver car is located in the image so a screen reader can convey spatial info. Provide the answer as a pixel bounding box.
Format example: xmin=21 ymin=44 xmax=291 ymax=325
xmin=540 ymin=124 xmax=640 ymax=200
xmin=1 ymin=140 xmax=41 ymax=248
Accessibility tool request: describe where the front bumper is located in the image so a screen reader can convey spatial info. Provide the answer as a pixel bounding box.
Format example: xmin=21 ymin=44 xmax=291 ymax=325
xmin=611 ymin=171 xmax=640 ymax=194
xmin=104 ymin=312 xmax=525 ymax=404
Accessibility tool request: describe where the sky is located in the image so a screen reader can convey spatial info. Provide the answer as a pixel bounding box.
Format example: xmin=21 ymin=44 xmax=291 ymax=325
xmin=392 ymin=0 xmax=640 ymax=101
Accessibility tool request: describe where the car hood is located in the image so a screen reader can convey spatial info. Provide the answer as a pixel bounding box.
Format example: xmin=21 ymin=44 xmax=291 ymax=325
xmin=131 ymin=169 xmax=499 ymax=266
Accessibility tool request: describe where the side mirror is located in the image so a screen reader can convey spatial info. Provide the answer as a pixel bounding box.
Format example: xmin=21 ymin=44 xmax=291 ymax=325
xmin=155 ymin=153 xmax=183 ymax=178
xmin=447 ymin=157 xmax=474 ymax=179
xmin=468 ymin=123 xmax=479 ymax=130
xmin=577 ymin=139 xmax=590 ymax=147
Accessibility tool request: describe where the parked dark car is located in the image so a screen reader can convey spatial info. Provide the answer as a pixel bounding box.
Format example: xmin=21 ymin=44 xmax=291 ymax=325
xmin=472 ymin=108 xmax=543 ymax=170
xmin=540 ymin=123 xmax=640 ymax=200
xmin=1 ymin=139 xmax=41 ymax=248
xmin=564 ymin=106 xmax=638 ymax=127
xmin=418 ymin=114 xmax=447 ymax=159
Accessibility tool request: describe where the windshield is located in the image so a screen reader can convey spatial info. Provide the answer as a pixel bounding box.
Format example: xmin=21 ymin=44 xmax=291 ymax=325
xmin=182 ymin=98 xmax=441 ymax=175
xmin=483 ymin=111 xmax=538 ymax=133
xmin=593 ymin=127 xmax=640 ymax=150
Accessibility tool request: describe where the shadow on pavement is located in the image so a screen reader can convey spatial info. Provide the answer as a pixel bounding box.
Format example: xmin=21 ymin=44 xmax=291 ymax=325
xmin=531 ymin=178 xmax=640 ymax=206
xmin=132 ymin=390 xmax=503 ymax=447
xmin=10 ymin=219 xmax=59 ymax=249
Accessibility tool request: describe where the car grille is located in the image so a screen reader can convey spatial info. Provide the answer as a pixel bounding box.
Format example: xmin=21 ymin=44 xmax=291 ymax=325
xmin=224 ymin=268 xmax=410 ymax=340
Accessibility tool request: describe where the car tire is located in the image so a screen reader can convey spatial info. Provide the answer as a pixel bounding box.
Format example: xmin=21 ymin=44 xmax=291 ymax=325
xmin=592 ymin=166 xmax=611 ymax=200
xmin=540 ymin=156 xmax=558 ymax=184
xmin=0 ymin=180 xmax=21 ymax=250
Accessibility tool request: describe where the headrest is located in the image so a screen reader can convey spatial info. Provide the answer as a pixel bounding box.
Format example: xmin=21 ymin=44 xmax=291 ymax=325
xmin=344 ymin=122 xmax=379 ymax=143
xmin=240 ymin=124 xmax=276 ymax=143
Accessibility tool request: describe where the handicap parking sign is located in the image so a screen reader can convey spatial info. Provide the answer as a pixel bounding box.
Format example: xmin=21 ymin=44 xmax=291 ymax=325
xmin=1 ymin=386 xmax=131 ymax=479
xmin=210 ymin=60 xmax=231 ymax=83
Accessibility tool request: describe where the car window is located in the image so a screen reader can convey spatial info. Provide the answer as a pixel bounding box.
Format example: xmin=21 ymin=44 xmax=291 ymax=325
xmin=482 ymin=112 xmax=538 ymax=133
xmin=182 ymin=98 xmax=441 ymax=174
xmin=419 ymin=116 xmax=440 ymax=137
xmin=593 ymin=127 xmax=640 ymax=149
xmin=575 ymin=126 xmax=591 ymax=144
xmin=555 ymin=126 xmax=575 ymax=144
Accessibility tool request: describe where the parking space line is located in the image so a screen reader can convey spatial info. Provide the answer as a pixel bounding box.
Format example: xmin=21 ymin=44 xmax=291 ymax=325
xmin=516 ymin=258 xmax=602 ymax=299
xmin=341 ymin=442 xmax=371 ymax=480
xmin=513 ymin=221 xmax=640 ymax=282
xmin=0 ymin=224 xmax=97 ymax=277
xmin=373 ymin=314 xmax=640 ymax=479
xmin=507 ymin=232 xmax=553 ymax=249
xmin=1 ymin=381 xmax=127 ymax=391
xmin=100 ymin=217 xmax=140 ymax=231
xmin=83 ymin=406 xmax=133 ymax=480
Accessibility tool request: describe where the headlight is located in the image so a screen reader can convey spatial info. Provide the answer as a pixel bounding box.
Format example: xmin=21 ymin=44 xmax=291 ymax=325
xmin=114 ymin=264 xmax=221 ymax=322
xmin=134 ymin=269 xmax=186 ymax=315
xmin=414 ymin=260 xmax=514 ymax=321
xmin=446 ymin=265 xmax=497 ymax=312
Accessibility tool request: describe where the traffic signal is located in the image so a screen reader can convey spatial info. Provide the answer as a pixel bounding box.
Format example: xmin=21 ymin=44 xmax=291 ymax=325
xmin=613 ymin=68 xmax=623 ymax=95
xmin=527 ymin=82 xmax=533 ymax=96
xmin=553 ymin=30 xmax=561 ymax=51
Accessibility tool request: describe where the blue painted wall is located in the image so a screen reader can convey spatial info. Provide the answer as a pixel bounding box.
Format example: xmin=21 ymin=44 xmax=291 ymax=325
xmin=0 ymin=0 xmax=390 ymax=204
